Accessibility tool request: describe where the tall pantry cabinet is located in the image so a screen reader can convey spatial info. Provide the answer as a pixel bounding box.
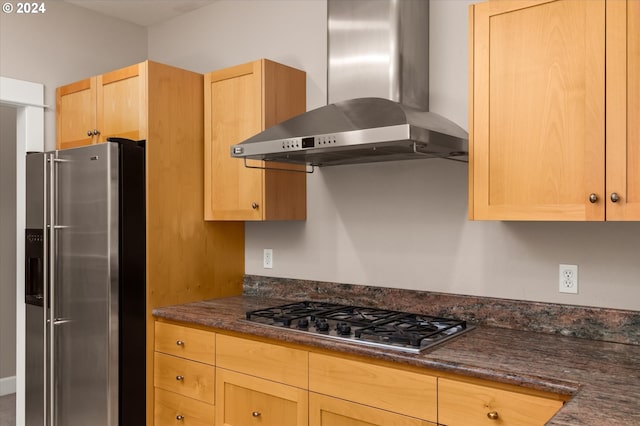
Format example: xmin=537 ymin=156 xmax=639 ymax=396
xmin=468 ymin=0 xmax=640 ymax=221
xmin=56 ymin=60 xmax=245 ymax=426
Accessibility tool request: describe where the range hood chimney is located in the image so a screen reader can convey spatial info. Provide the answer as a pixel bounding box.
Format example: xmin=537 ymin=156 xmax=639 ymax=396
xmin=231 ymin=0 xmax=468 ymax=167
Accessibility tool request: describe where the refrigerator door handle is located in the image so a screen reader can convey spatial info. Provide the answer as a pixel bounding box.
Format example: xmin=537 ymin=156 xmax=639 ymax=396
xmin=47 ymin=153 xmax=57 ymax=426
xmin=42 ymin=154 xmax=49 ymax=426
xmin=52 ymin=318 xmax=72 ymax=325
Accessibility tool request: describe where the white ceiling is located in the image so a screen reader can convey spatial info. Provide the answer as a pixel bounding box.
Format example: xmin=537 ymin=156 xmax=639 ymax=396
xmin=64 ymin=0 xmax=218 ymax=27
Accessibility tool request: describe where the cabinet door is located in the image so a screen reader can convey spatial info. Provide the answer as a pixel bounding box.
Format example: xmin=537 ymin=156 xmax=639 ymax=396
xmin=438 ymin=378 xmax=563 ymax=426
xmin=205 ymin=61 xmax=264 ymax=221
xmin=606 ymin=0 xmax=640 ymax=220
xmin=310 ymin=393 xmax=433 ymax=426
xmin=470 ymin=0 xmax=605 ymax=220
xmin=97 ymin=62 xmax=147 ymax=142
xmin=215 ymin=368 xmax=308 ymax=426
xmin=56 ymin=77 xmax=97 ymax=149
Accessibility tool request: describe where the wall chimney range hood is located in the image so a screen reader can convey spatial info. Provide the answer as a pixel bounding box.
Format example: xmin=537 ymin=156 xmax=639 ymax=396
xmin=231 ymin=0 xmax=468 ymax=168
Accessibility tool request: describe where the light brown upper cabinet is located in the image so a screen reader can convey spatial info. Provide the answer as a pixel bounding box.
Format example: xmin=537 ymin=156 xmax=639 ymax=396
xmin=56 ymin=62 xmax=146 ymax=149
xmin=204 ymin=59 xmax=307 ymax=221
xmin=469 ymin=0 xmax=640 ymax=220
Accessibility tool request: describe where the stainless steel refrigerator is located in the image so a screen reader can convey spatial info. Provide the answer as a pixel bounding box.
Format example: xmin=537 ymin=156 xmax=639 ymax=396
xmin=25 ymin=139 xmax=146 ymax=426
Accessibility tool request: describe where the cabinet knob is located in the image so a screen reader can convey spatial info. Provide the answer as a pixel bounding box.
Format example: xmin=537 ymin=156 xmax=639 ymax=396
xmin=589 ymin=193 xmax=598 ymax=203
xmin=175 ymin=375 xmax=184 ymax=381
xmin=176 ymin=415 xmax=184 ymax=421
xmin=487 ymin=411 xmax=499 ymax=420
xmin=176 ymin=340 xmax=184 ymax=346
xmin=252 ymin=411 xmax=261 ymax=417
xmin=87 ymin=130 xmax=93 ymax=137
xmin=611 ymin=192 xmax=620 ymax=203
xmin=251 ymin=202 xmax=259 ymax=210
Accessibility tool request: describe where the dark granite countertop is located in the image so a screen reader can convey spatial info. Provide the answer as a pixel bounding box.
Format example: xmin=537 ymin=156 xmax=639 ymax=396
xmin=153 ymin=295 xmax=640 ymax=426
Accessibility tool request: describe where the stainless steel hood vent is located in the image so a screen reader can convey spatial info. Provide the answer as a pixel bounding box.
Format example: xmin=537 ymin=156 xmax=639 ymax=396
xmin=231 ymin=0 xmax=468 ymax=167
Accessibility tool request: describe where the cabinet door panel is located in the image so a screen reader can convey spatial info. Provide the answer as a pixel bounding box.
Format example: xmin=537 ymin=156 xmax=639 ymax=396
xmin=205 ymin=61 xmax=263 ymax=221
xmin=606 ymin=0 xmax=640 ymax=220
xmin=56 ymin=77 xmax=96 ymax=149
xmin=97 ymin=62 xmax=147 ymax=142
xmin=310 ymin=393 xmax=433 ymax=426
xmin=471 ymin=0 xmax=605 ymax=220
xmin=216 ymin=368 xmax=308 ymax=426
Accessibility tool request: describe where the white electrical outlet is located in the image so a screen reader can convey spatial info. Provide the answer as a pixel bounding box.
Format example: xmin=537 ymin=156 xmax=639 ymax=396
xmin=559 ymin=264 xmax=578 ymax=294
xmin=263 ymin=249 xmax=273 ymax=269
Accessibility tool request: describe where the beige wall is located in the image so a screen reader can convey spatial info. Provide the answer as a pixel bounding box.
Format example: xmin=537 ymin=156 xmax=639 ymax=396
xmin=148 ymin=0 xmax=640 ymax=311
xmin=0 ymin=1 xmax=148 ymax=151
xmin=1 ymin=106 xmax=17 ymax=379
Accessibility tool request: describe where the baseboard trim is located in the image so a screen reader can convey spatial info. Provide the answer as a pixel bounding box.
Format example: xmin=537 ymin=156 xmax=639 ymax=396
xmin=0 ymin=376 xmax=16 ymax=396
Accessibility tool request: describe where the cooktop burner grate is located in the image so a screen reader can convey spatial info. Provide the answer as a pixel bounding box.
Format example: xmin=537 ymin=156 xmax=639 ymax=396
xmin=245 ymin=301 xmax=473 ymax=353
xmin=245 ymin=301 xmax=345 ymax=326
xmin=354 ymin=314 xmax=467 ymax=348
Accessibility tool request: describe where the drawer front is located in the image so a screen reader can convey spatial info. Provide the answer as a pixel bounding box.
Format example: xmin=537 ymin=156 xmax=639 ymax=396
xmin=216 ymin=334 xmax=308 ymax=388
xmin=154 ymin=352 xmax=215 ymax=404
xmin=438 ymin=378 xmax=564 ymax=426
xmin=154 ymin=388 xmax=214 ymax=426
xmin=309 ymin=352 xmax=437 ymax=422
xmin=155 ymin=322 xmax=215 ymax=365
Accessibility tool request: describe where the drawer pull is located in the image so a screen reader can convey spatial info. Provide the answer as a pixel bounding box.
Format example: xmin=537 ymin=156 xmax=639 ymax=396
xmin=176 ymin=340 xmax=184 ymax=346
xmin=252 ymin=411 xmax=261 ymax=417
xmin=176 ymin=415 xmax=184 ymax=421
xmin=487 ymin=411 xmax=499 ymax=420
xmin=176 ymin=375 xmax=184 ymax=381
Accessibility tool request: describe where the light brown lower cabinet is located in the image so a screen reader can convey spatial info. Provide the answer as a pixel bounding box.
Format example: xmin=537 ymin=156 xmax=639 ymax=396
xmin=309 ymin=393 xmax=434 ymax=426
xmin=438 ymin=377 xmax=564 ymax=426
xmin=153 ymin=322 xmax=566 ymax=426
xmin=215 ymin=368 xmax=308 ymax=426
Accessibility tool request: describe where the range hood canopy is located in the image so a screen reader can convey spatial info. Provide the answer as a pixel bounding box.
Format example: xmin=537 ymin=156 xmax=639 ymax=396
xmin=232 ymin=97 xmax=468 ymax=166
xmin=231 ymin=0 xmax=468 ymax=167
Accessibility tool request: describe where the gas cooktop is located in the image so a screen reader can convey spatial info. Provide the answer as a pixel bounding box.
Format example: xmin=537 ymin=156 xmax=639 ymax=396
xmin=245 ymin=301 xmax=473 ymax=353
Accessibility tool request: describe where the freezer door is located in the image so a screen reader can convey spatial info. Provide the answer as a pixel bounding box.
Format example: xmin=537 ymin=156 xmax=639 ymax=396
xmin=25 ymin=153 xmax=47 ymax=426
xmin=51 ymin=143 xmax=119 ymax=426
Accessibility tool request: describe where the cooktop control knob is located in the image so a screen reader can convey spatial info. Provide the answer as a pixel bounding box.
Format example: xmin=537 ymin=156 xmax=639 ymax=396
xmin=315 ymin=319 xmax=330 ymax=332
xmin=336 ymin=322 xmax=351 ymax=336
xmin=297 ymin=318 xmax=309 ymax=329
